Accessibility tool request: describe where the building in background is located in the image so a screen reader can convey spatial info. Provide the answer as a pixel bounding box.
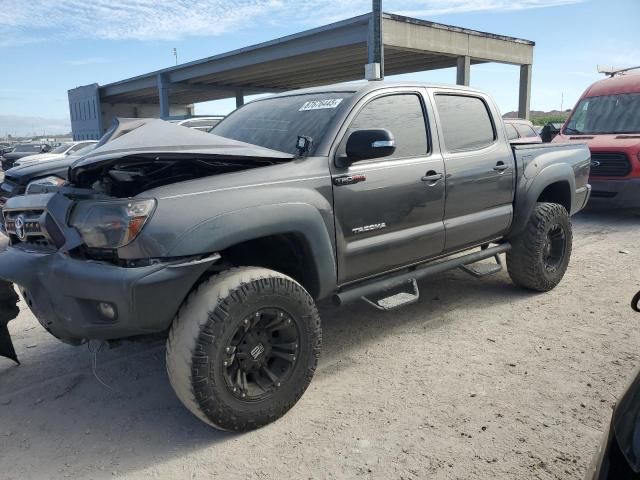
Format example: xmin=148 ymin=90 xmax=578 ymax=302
xmin=68 ymin=9 xmax=534 ymax=141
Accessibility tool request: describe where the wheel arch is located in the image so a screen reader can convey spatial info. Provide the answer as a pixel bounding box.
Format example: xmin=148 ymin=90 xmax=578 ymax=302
xmin=508 ymin=163 xmax=576 ymax=239
xmin=166 ymin=202 xmax=338 ymax=300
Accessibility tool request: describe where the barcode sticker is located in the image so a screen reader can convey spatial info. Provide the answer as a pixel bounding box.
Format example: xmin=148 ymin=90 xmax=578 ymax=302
xmin=299 ymin=99 xmax=343 ymax=111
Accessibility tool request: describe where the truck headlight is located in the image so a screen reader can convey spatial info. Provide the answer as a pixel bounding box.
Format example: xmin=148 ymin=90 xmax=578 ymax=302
xmin=26 ymin=176 xmax=66 ymax=194
xmin=69 ymin=198 xmax=156 ymax=248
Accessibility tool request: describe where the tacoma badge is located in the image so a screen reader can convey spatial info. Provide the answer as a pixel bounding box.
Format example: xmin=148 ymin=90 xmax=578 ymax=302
xmin=352 ymin=222 xmax=387 ymax=234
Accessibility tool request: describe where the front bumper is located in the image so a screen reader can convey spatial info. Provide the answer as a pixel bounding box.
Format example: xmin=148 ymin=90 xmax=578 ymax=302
xmin=588 ymin=178 xmax=640 ymax=208
xmin=0 ymin=245 xmax=220 ymax=344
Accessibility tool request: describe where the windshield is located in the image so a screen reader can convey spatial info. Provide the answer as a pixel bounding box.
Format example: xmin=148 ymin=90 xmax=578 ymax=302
xmin=565 ymin=92 xmax=640 ymax=134
xmin=50 ymin=143 xmax=72 ymax=154
xmin=211 ymin=92 xmax=353 ymax=155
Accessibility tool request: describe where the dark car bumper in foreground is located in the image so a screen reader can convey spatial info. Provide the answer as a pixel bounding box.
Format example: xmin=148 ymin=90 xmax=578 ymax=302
xmin=588 ymin=178 xmax=640 ymax=208
xmin=587 ymin=367 xmax=640 ymax=479
xmin=0 ymin=245 xmax=220 ymax=344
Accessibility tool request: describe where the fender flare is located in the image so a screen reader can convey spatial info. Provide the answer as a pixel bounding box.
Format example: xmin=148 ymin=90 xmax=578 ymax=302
xmin=165 ymin=202 xmax=337 ymax=299
xmin=508 ymin=163 xmax=576 ymax=239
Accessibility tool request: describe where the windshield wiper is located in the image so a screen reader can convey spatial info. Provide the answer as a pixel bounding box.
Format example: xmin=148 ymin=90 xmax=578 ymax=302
xmin=564 ymin=126 xmax=583 ymax=135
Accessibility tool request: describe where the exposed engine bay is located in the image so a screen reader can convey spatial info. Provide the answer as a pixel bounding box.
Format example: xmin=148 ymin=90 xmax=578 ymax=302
xmin=81 ymin=155 xmax=287 ymax=197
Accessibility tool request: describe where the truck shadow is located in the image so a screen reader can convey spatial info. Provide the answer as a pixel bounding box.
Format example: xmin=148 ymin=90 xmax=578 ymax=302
xmin=0 ymin=267 xmax=536 ymax=478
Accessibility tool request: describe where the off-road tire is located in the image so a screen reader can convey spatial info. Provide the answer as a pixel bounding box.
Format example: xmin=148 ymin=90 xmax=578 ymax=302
xmin=166 ymin=267 xmax=321 ymax=431
xmin=507 ymin=202 xmax=572 ymax=292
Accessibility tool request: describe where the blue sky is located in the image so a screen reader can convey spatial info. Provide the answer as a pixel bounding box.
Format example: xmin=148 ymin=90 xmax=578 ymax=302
xmin=0 ymin=0 xmax=638 ymax=136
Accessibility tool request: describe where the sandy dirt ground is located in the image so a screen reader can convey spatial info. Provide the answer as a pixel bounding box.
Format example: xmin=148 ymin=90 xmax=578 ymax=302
xmin=0 ymin=208 xmax=639 ymax=480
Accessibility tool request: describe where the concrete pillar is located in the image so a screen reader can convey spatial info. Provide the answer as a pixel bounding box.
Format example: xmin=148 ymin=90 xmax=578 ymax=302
xmin=366 ymin=0 xmax=384 ymax=80
xmin=456 ymin=56 xmax=470 ymax=86
xmin=157 ymin=74 xmax=170 ymax=119
xmin=518 ymin=64 xmax=532 ymax=120
xmin=235 ymin=90 xmax=244 ymax=108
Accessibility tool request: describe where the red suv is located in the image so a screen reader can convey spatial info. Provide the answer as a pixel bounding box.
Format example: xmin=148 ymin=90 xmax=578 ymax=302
xmin=554 ymin=73 xmax=640 ymax=207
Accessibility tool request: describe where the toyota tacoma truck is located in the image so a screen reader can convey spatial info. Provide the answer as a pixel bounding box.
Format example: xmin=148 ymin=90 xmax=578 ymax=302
xmin=0 ymin=82 xmax=591 ymax=431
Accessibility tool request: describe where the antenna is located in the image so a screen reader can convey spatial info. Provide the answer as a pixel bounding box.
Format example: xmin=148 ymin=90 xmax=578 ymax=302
xmin=172 ymin=48 xmax=178 ymax=66
xmin=597 ymin=65 xmax=640 ymax=77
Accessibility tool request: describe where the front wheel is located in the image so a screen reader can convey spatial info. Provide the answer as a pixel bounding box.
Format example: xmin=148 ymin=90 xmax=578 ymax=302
xmin=166 ymin=267 xmax=322 ymax=431
xmin=507 ymin=202 xmax=573 ymax=292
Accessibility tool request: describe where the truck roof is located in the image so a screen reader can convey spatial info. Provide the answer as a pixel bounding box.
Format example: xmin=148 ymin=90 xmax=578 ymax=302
xmin=582 ymin=74 xmax=640 ymax=98
xmin=267 ymin=80 xmax=485 ymax=98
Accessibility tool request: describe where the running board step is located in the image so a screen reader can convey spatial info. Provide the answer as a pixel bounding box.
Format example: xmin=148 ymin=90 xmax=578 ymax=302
xmin=362 ymin=279 xmax=419 ymax=311
xmin=459 ymin=254 xmax=503 ymax=278
xmin=333 ymin=243 xmax=511 ymax=307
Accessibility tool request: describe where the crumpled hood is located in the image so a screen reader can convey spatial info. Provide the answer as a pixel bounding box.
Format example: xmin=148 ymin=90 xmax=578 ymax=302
xmin=68 ymin=119 xmax=294 ymax=185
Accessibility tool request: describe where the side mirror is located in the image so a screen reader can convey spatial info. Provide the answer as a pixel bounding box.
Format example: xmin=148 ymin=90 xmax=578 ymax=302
xmin=41 ymin=145 xmax=50 ymax=153
xmin=336 ymin=129 xmax=396 ymax=168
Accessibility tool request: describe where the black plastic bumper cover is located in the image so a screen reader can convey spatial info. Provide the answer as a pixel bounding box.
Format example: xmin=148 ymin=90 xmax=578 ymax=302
xmin=589 ymin=179 xmax=640 ymax=208
xmin=0 ymin=279 xmax=20 ymax=364
xmin=0 ymin=246 xmax=219 ymax=344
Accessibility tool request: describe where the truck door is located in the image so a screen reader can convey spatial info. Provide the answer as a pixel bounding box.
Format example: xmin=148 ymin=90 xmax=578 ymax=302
xmin=331 ymin=91 xmax=445 ymax=284
xmin=431 ymin=91 xmax=515 ymax=252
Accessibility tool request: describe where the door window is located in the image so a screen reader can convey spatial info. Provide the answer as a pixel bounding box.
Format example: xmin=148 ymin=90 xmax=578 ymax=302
xmin=435 ymin=95 xmax=495 ymax=151
xmin=340 ymin=94 xmax=429 ymax=160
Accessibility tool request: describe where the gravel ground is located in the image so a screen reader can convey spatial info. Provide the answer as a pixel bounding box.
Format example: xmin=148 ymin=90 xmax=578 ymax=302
xmin=0 ymin=207 xmax=638 ymax=480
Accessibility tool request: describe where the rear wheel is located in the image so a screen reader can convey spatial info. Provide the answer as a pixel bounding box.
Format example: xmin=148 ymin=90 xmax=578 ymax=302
xmin=166 ymin=267 xmax=321 ymax=431
xmin=507 ymin=202 xmax=572 ymax=292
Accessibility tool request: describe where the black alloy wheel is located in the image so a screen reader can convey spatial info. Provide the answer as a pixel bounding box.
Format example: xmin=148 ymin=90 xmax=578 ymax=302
xmin=222 ymin=308 xmax=300 ymax=402
xmin=542 ymin=223 xmax=567 ymax=273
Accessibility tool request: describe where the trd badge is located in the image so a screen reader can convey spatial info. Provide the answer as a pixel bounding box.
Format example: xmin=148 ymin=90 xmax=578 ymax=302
xmin=333 ymin=174 xmax=366 ymax=186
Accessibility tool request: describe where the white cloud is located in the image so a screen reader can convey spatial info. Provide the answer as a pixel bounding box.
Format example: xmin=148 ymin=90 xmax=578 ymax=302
xmin=0 ymin=0 xmax=583 ymax=46
xmin=396 ymin=0 xmax=583 ymax=16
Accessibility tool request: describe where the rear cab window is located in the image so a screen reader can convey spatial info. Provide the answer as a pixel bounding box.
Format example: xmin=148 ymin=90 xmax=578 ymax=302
xmin=515 ymin=123 xmax=538 ymax=138
xmin=434 ymin=94 xmax=496 ymax=151
xmin=505 ymin=124 xmax=519 ymax=140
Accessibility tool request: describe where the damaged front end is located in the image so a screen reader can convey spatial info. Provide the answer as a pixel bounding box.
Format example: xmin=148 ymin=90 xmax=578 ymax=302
xmin=0 ymin=119 xmax=294 ymax=356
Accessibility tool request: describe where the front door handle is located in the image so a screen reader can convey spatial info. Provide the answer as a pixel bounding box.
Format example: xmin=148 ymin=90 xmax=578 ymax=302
xmin=421 ymin=171 xmax=443 ymax=183
xmin=494 ymin=161 xmax=508 ymax=172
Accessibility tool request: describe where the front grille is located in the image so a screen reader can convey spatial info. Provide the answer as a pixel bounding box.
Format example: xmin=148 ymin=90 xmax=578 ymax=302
xmin=3 ymin=209 xmax=63 ymax=249
xmin=590 ymin=153 xmax=631 ymax=177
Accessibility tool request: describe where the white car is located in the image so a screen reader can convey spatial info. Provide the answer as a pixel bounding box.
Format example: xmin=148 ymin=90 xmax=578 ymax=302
xmin=14 ymin=140 xmax=97 ymax=168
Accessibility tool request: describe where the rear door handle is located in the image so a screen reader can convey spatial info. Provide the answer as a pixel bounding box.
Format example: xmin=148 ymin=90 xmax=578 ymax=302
xmin=494 ymin=162 xmax=508 ymax=172
xmin=421 ymin=171 xmax=443 ymax=183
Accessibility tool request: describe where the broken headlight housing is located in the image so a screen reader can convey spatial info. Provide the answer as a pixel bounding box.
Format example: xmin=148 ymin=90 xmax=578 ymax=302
xmin=69 ymin=198 xmax=156 ymax=249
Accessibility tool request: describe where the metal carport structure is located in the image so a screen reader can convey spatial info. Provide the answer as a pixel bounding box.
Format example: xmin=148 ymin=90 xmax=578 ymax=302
xmin=68 ymin=10 xmax=535 ymax=140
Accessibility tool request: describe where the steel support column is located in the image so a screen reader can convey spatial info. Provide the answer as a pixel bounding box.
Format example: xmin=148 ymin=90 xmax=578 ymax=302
xmin=157 ymin=74 xmax=170 ymax=119
xmin=235 ymin=90 xmax=244 ymax=108
xmin=456 ymin=56 xmax=470 ymax=86
xmin=518 ymin=64 xmax=532 ymax=120
xmin=366 ymin=0 xmax=384 ymax=80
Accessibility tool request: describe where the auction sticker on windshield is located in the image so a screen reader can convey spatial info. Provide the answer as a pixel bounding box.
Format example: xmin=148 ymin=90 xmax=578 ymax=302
xmin=299 ymin=99 xmax=343 ymax=111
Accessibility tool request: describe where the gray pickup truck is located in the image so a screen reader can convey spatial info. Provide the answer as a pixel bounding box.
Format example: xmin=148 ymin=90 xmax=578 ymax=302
xmin=0 ymin=81 xmax=591 ymax=431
